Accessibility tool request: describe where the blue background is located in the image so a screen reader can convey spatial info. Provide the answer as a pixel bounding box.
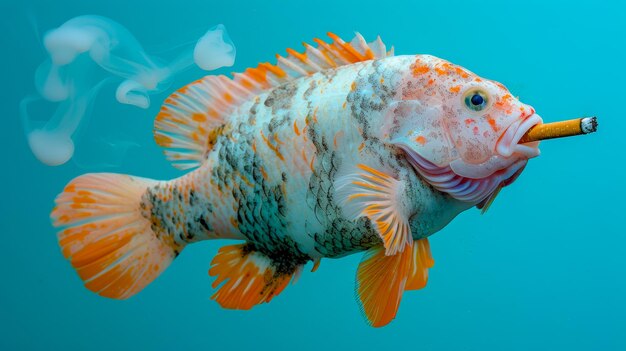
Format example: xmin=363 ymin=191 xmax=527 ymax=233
xmin=1 ymin=0 xmax=624 ymax=350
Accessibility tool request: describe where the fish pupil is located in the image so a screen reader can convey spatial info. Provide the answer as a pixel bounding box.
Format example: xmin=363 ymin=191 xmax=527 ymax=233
xmin=471 ymin=94 xmax=484 ymax=106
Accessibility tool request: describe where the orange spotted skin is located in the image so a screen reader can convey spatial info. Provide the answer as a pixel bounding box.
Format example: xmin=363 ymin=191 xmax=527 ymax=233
xmin=131 ymin=53 xmax=534 ymax=276
xmin=146 ymin=56 xmax=480 ymax=265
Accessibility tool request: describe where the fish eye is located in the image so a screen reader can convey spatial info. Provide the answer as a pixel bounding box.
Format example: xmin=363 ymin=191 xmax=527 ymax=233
xmin=464 ymin=89 xmax=489 ymax=112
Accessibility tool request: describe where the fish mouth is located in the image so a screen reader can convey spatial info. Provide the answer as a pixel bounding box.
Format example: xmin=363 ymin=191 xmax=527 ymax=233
xmin=401 ymin=112 xmax=542 ymax=204
xmin=399 ymin=111 xmax=543 ymax=204
xmin=403 ymin=146 xmax=529 ymax=203
xmin=446 ymin=112 xmax=543 ymax=180
xmin=496 ymin=112 xmax=543 ymax=159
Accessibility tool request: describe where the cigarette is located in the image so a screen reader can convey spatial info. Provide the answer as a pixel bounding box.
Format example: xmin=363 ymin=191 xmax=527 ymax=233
xmin=518 ymin=117 xmax=598 ymax=143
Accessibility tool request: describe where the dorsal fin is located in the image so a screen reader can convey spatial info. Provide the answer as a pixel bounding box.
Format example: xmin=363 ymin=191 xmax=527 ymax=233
xmin=154 ymin=32 xmax=393 ymax=169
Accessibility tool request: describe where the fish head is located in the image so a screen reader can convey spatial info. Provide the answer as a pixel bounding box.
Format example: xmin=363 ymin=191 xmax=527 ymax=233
xmin=388 ymin=55 xmax=543 ymax=203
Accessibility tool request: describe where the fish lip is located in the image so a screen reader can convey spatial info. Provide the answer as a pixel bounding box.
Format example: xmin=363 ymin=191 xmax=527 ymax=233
xmin=402 ymin=145 xmax=529 ymax=203
xmin=496 ymin=113 xmax=543 ymax=158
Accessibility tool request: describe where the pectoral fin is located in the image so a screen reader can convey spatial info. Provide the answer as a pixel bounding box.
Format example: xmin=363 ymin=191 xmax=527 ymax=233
xmin=335 ymin=164 xmax=412 ymax=255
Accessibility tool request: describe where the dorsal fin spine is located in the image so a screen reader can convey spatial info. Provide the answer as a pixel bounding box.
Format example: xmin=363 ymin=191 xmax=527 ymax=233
xmin=277 ymin=56 xmax=309 ymax=76
xmin=303 ymin=43 xmax=335 ymax=68
xmin=313 ymin=38 xmax=347 ymax=65
xmin=260 ymin=62 xmax=287 ymax=78
xmin=327 ymin=32 xmax=364 ymax=61
xmin=232 ymin=73 xmax=256 ymax=93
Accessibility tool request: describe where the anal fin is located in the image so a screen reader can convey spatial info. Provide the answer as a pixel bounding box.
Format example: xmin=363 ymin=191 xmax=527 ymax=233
xmin=208 ymin=243 xmax=299 ymax=309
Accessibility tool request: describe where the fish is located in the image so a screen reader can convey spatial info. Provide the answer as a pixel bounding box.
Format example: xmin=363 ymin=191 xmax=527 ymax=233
xmin=51 ymin=32 xmax=543 ymax=327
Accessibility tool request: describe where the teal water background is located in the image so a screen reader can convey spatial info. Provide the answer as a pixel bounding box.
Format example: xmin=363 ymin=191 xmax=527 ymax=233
xmin=2 ymin=0 xmax=625 ymax=349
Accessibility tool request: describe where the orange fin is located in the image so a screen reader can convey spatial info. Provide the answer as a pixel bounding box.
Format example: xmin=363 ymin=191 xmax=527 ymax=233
xmin=335 ymin=164 xmax=413 ymax=255
xmin=405 ymin=238 xmax=434 ymax=290
xmin=51 ymin=173 xmax=179 ymax=299
xmin=355 ymin=245 xmax=412 ymax=327
xmin=209 ymin=243 xmax=300 ymax=309
xmin=155 ymin=32 xmax=392 ymax=170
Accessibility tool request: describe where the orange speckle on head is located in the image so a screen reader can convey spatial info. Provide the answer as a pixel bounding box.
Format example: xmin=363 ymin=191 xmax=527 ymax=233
xmin=427 ymin=78 xmax=435 ymax=85
xmin=358 ymin=142 xmax=365 ymax=151
xmin=435 ymin=67 xmax=448 ymax=76
xmin=465 ymin=118 xmax=475 ymax=125
xmin=380 ymin=77 xmax=385 ymax=84
xmin=415 ymin=136 xmax=427 ymax=145
xmin=474 ymin=77 xmax=482 ymax=82
xmin=454 ymin=67 xmax=469 ymax=79
xmin=487 ymin=118 xmax=499 ymax=132
xmin=342 ymin=101 xmax=347 ymax=109
xmin=494 ymin=94 xmax=513 ymax=114
xmin=449 ymin=85 xmax=461 ymax=93
xmin=351 ymin=81 xmax=357 ymax=91
xmin=293 ymin=121 xmax=301 ymax=136
xmin=412 ymin=63 xmax=430 ymax=76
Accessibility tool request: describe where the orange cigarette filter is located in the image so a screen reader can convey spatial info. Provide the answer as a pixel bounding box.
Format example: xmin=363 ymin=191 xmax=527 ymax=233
xmin=519 ymin=117 xmax=598 ymax=143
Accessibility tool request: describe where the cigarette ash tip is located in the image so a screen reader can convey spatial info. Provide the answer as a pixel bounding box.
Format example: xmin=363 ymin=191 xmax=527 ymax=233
xmin=581 ymin=117 xmax=598 ymax=134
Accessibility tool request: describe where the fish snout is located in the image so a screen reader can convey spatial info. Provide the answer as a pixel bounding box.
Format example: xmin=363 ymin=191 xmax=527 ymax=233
xmin=495 ymin=112 xmax=543 ymax=159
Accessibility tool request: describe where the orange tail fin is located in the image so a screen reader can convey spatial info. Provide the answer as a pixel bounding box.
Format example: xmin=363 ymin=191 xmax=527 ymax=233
xmin=51 ymin=173 xmax=179 ymax=299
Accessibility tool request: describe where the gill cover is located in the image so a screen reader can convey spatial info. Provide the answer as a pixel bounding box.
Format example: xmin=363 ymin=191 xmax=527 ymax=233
xmin=383 ymin=100 xmax=457 ymax=167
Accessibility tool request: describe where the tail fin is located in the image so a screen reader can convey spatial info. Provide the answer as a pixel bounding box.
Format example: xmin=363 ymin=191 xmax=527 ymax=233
xmin=51 ymin=173 xmax=178 ymax=299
